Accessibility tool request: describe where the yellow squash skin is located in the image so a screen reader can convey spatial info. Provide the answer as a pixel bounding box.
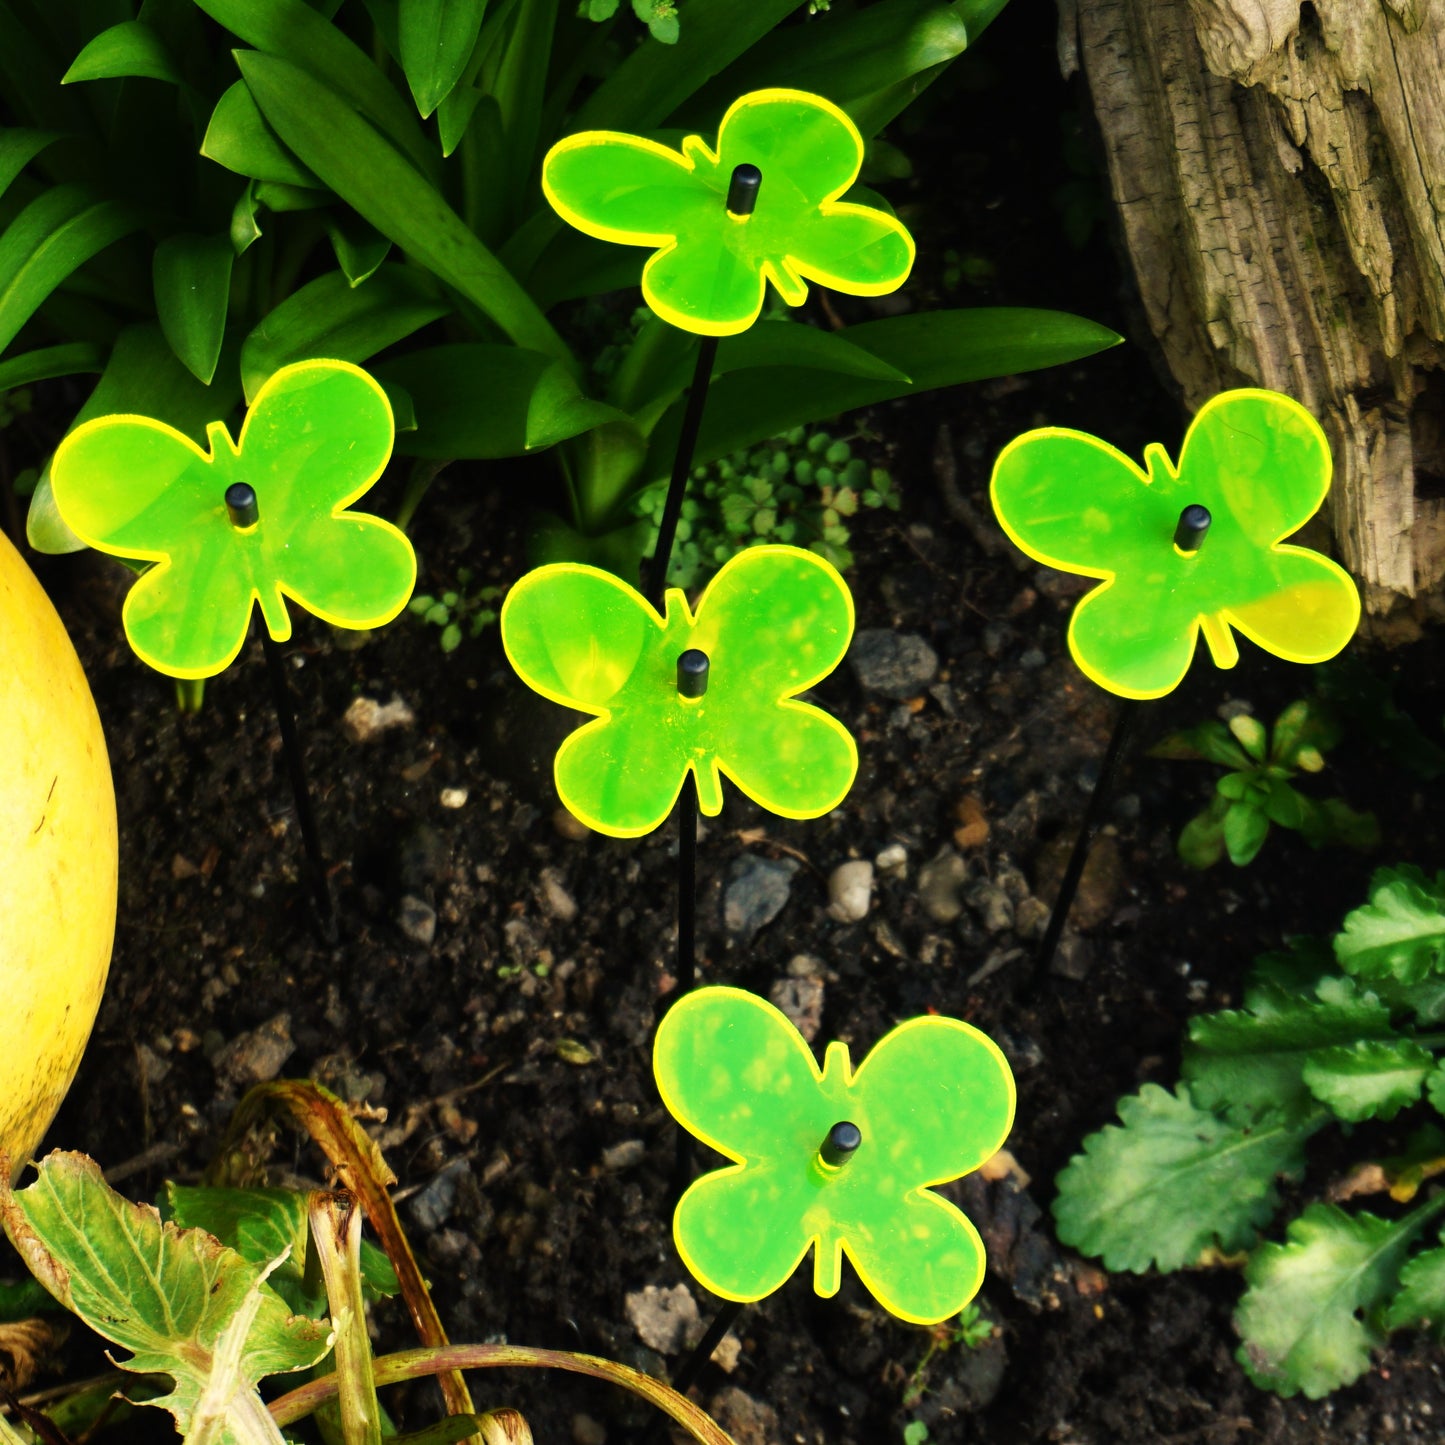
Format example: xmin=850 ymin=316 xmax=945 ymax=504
xmin=0 ymin=529 xmax=117 ymax=1175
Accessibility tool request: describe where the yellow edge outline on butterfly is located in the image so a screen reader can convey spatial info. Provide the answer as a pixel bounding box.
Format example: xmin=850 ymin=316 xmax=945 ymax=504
xmin=654 ymin=986 xmax=1017 ymax=1326
xmin=499 ymin=546 xmax=859 ymax=838
xmin=51 ymin=359 xmax=408 ymax=680
xmin=988 ymin=388 xmax=1361 ymax=701
xmin=540 ymin=88 xmax=917 ymax=338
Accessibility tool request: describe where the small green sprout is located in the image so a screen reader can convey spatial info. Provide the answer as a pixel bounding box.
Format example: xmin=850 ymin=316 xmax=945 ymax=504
xmin=1150 ymin=699 xmax=1378 ymax=868
xmin=409 ymin=568 xmax=503 ymax=653
xmin=637 ymin=427 xmax=900 ymax=589
xmin=901 ymin=1303 xmax=995 ymax=1408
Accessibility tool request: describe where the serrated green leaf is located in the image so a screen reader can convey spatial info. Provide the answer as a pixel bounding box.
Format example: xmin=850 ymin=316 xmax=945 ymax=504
xmin=0 ymin=1154 xmax=332 ymax=1443
xmin=1235 ymin=1200 xmax=1440 ymax=1398
xmin=63 ymin=20 xmax=184 ymax=85
xmin=1336 ymin=865 xmax=1445 ymax=985
xmin=1051 ymin=1084 xmax=1317 ymax=1273
xmin=1387 ymin=1241 xmax=1445 ymax=1338
xmin=1246 ymin=936 xmax=1337 ymax=998
xmin=1184 ymin=982 xmax=1398 ymax=1122
xmin=1301 ymin=1038 xmax=1434 ymax=1122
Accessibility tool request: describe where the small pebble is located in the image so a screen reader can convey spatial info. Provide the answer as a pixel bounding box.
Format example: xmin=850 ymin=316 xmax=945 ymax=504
xmin=826 ymin=860 xmax=874 ymax=923
xmin=787 ymin=953 xmax=826 ymax=978
xmin=723 ymin=856 xmax=798 ymax=940
xmin=572 ymin=1415 xmax=607 ymax=1445
xmin=965 ymin=878 xmax=1014 ymax=934
xmin=848 ymin=629 xmax=939 ymax=698
xmin=917 ymin=850 xmax=968 ymax=923
xmin=769 ymin=976 xmax=824 ymax=1041
xmin=439 ymin=787 xmax=468 ymax=809
xmin=625 ymin=1284 xmax=699 ymax=1355
xmin=552 ymin=807 xmax=590 ymax=840
xmin=537 ymin=867 xmax=578 ymax=922
xmin=1014 ymin=896 xmax=1051 ymax=941
xmin=407 ymin=1159 xmax=471 ymax=1232
xmin=341 ymin=694 xmax=415 ymax=743
xmin=1050 ymin=932 xmax=1094 ymax=980
xmin=211 ymin=1013 xmax=294 ymax=1089
xmin=875 ymin=842 xmax=908 ymax=879
xmin=1018 ymin=647 xmax=1047 ymax=670
xmin=397 ymin=894 xmax=437 ymax=946
xmin=601 ymin=1140 xmax=646 ymax=1171
xmin=953 ymin=796 xmax=989 ymax=850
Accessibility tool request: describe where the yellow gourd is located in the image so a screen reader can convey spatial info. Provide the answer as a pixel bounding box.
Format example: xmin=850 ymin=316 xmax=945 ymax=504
xmin=0 ymin=528 xmax=116 ymax=1173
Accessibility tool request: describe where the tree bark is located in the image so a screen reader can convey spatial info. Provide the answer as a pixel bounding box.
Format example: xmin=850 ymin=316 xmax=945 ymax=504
xmin=1061 ymin=0 xmax=1445 ymax=618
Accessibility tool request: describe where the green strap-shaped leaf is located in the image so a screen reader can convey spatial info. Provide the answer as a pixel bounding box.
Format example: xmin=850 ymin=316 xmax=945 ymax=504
xmin=1336 ymin=865 xmax=1445 ymax=984
xmin=240 ymin=265 xmax=448 ymax=402
xmin=0 ymin=1154 xmax=332 ymax=1442
xmin=62 ymin=19 xmax=184 ymax=85
xmin=0 ymin=129 xmax=58 ymax=205
xmin=375 ymin=342 xmax=625 ymax=458
xmin=236 ymin=49 xmax=570 ymax=368
xmin=0 ymin=342 xmax=104 ymax=391
xmin=1051 ymin=1083 xmax=1321 ymax=1273
xmin=203 ymin=80 xmax=322 ymax=188
xmin=0 ymin=185 xmax=142 ymax=354
xmin=195 ymin=0 xmax=439 ymax=177
xmin=324 ymin=212 xmax=392 ymax=286
xmin=1235 ymin=1199 xmax=1445 ymax=1398
xmin=154 ymin=233 xmax=234 ymax=384
xmin=399 ymin=0 xmax=487 ymax=118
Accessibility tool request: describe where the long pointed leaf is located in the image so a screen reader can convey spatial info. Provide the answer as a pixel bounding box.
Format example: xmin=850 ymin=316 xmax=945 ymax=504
xmin=153 ymin=232 xmax=233 ymax=383
xmin=0 ymin=185 xmax=141 ymax=354
xmin=237 ymin=50 xmax=570 ymax=367
xmin=399 ymin=0 xmax=487 ymax=118
xmin=62 ymin=19 xmax=183 ymax=85
xmin=0 ymin=341 xmax=104 ymax=390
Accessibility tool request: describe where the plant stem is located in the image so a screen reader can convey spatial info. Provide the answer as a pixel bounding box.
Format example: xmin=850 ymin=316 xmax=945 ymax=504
xmin=260 ymin=626 xmax=338 ymax=944
xmin=645 ymin=336 xmax=718 ymax=610
xmin=1034 ymin=697 xmax=1140 ymax=981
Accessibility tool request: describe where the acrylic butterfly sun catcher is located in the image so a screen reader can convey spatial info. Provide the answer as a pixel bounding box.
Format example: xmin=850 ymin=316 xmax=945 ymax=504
xmin=49 ymin=358 xmax=416 ymax=679
xmin=990 ymin=389 xmax=1361 ymax=700
xmin=654 ymin=986 xmax=1016 ymax=1325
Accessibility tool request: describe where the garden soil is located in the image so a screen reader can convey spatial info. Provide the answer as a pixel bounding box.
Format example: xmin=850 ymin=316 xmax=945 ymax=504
xmin=17 ymin=10 xmax=1445 ymax=1445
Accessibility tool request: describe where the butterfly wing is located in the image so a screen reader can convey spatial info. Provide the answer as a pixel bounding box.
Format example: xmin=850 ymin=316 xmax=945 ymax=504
xmin=50 ymin=417 xmax=258 ymax=677
xmin=500 ymin=563 xmax=692 ymax=837
xmin=654 ymin=987 xmax=832 ymax=1302
xmin=237 ymin=360 xmax=413 ymax=634
xmin=687 ymin=545 xmax=857 ymax=819
xmin=837 ymin=1016 xmax=1016 ymax=1323
xmin=1174 ymin=389 xmax=1360 ymax=664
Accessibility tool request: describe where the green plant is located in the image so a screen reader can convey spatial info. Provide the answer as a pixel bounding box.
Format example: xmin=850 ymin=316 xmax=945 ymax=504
xmin=1150 ymin=699 xmax=1379 ymax=868
xmin=0 ymin=1082 xmax=732 ymax=1445
xmin=636 ymin=424 xmax=898 ymax=587
xmin=900 ymin=1303 xmax=994 ymax=1408
xmin=0 ymin=0 xmax=1118 ymax=575
xmin=409 ymin=567 xmax=502 ymax=651
xmin=1053 ymin=864 xmax=1445 ymax=1400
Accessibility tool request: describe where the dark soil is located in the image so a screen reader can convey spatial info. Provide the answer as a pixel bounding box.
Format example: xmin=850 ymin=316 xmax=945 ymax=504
xmin=16 ymin=8 xmax=1445 ymax=1445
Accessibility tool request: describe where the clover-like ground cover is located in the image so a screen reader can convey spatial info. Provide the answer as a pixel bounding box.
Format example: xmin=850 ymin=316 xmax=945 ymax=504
xmin=22 ymin=12 xmax=1445 ymax=1445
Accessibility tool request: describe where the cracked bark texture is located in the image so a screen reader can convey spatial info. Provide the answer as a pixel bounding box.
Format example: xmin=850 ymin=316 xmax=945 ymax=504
xmin=1060 ymin=0 xmax=1445 ymax=614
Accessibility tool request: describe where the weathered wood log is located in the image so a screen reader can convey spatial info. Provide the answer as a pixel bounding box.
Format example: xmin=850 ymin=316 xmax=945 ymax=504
xmin=1060 ymin=0 xmax=1445 ymax=617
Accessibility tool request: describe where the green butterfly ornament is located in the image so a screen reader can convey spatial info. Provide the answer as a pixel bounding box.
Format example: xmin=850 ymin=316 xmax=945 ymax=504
xmin=49 ymin=359 xmax=415 ymax=680
xmin=654 ymin=986 xmax=1016 ymax=1325
xmin=500 ymin=545 xmax=857 ymax=838
xmin=989 ymin=389 xmax=1361 ymax=700
xmin=541 ymin=87 xmax=915 ymax=336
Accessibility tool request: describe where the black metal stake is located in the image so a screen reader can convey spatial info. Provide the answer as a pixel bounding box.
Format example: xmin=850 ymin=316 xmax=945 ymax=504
xmin=227 ymin=482 xmax=338 ymax=945
xmin=671 ymin=1297 xmax=746 ymax=1397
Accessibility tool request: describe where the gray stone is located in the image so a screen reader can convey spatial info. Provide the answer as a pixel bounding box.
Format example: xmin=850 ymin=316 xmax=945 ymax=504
xmin=723 ymin=856 xmax=798 ymax=940
xmin=918 ymin=850 xmax=968 ymax=923
xmin=625 ymin=1283 xmax=699 ymax=1355
xmin=848 ymin=629 xmax=939 ymax=698
xmin=341 ymin=694 xmax=415 ymax=743
xmin=211 ymin=1013 xmax=294 ymax=1089
xmin=537 ymin=867 xmax=578 ymax=922
xmin=965 ymin=878 xmax=1014 ymax=934
xmin=1050 ymin=932 xmax=1094 ymax=980
xmin=601 ymin=1140 xmax=646 ymax=1171
xmin=874 ymin=842 xmax=908 ymax=879
xmin=826 ymin=859 xmax=874 ymax=923
xmin=407 ymin=1159 xmax=471 ymax=1232
xmin=1018 ymin=647 xmax=1047 ymax=670
xmin=397 ymin=894 xmax=437 ymax=946
xmin=1014 ymin=896 xmax=1051 ymax=941
xmin=769 ymin=976 xmax=824 ymax=1042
